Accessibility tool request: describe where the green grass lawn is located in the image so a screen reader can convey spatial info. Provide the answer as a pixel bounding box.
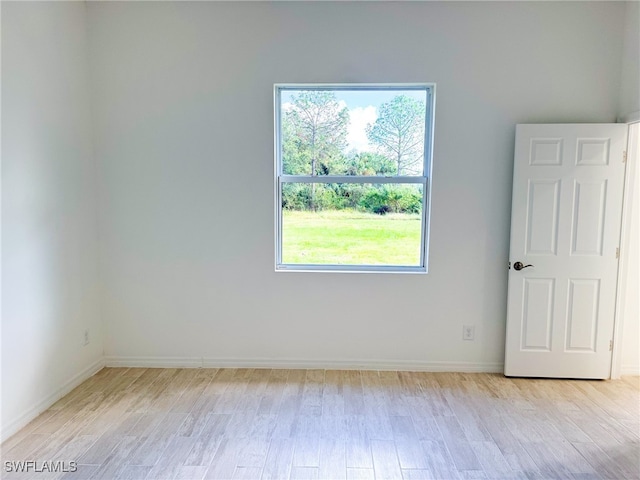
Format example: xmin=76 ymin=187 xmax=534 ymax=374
xmin=282 ymin=209 xmax=422 ymax=265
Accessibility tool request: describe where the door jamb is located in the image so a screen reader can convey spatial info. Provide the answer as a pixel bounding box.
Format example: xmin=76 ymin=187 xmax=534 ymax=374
xmin=611 ymin=114 xmax=639 ymax=379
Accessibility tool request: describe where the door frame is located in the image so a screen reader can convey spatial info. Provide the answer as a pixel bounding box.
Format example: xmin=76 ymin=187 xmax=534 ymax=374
xmin=611 ymin=113 xmax=640 ymax=379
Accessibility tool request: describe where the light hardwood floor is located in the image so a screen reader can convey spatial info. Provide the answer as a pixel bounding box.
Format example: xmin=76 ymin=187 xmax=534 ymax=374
xmin=1 ymin=368 xmax=638 ymax=480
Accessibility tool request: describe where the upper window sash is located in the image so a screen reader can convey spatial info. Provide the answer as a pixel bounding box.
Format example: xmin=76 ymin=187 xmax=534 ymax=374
xmin=275 ymin=84 xmax=434 ymax=177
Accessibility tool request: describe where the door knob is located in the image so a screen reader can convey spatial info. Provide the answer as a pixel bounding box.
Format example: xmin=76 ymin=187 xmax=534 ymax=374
xmin=513 ymin=261 xmax=533 ymax=271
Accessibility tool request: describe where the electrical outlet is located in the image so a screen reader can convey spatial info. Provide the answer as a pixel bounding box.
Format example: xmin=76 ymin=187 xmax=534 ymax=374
xmin=463 ymin=325 xmax=475 ymax=341
xmin=83 ymin=329 xmax=90 ymax=346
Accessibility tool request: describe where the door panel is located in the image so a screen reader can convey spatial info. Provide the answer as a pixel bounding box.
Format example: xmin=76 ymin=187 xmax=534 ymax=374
xmin=526 ymin=180 xmax=561 ymax=255
xmin=505 ymin=124 xmax=628 ymax=379
xmin=565 ymin=278 xmax=599 ymax=352
xmin=521 ymin=278 xmax=554 ymax=351
xmin=571 ymin=179 xmax=607 ymax=255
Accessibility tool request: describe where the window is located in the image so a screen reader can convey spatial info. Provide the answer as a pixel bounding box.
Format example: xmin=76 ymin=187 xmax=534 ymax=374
xmin=275 ymin=84 xmax=435 ymax=273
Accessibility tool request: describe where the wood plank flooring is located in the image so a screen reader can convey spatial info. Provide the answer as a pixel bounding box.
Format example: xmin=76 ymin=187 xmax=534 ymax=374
xmin=1 ymin=368 xmax=638 ymax=479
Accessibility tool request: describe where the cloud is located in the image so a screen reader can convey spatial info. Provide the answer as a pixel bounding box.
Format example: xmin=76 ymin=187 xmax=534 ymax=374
xmin=347 ymin=106 xmax=377 ymax=153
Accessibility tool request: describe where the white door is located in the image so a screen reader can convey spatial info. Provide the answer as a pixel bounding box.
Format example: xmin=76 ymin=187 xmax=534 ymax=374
xmin=505 ymin=124 xmax=628 ymax=379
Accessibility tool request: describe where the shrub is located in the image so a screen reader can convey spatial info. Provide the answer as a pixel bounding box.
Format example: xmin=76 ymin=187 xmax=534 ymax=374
xmin=283 ymin=182 xmax=421 ymax=214
xmin=282 ymin=183 xmax=311 ymax=210
xmin=359 ymin=185 xmax=421 ymax=214
xmin=397 ymin=187 xmax=422 ymax=214
xmin=373 ymin=205 xmax=390 ymax=215
xmin=359 ymin=187 xmax=388 ymax=213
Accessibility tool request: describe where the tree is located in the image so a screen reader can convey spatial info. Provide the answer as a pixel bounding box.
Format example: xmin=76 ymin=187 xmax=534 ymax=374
xmin=282 ymin=91 xmax=349 ymax=176
xmin=282 ymin=91 xmax=349 ymax=210
xmin=366 ymin=95 xmax=426 ymax=175
xmin=345 ymin=152 xmax=396 ymax=176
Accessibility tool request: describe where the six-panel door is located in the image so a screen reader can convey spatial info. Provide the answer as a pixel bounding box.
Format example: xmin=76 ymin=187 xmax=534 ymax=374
xmin=505 ymin=124 xmax=628 ymax=379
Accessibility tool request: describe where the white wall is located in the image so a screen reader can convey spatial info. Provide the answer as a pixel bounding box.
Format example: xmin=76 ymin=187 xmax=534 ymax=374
xmin=88 ymin=1 xmax=627 ymax=369
xmin=1 ymin=2 xmax=103 ymax=440
xmin=619 ymin=1 xmax=640 ymax=119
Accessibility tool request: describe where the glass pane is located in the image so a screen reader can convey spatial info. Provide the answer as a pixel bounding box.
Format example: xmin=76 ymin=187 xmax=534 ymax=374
xmin=281 ymin=183 xmax=423 ymax=266
xmin=280 ymin=88 xmax=427 ymax=176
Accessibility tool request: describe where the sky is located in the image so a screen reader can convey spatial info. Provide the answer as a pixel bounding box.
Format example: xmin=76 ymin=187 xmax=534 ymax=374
xmin=280 ymin=88 xmax=427 ymax=152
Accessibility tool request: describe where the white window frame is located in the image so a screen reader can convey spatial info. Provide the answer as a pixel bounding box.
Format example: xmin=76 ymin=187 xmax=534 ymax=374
xmin=274 ymin=83 xmax=436 ymax=273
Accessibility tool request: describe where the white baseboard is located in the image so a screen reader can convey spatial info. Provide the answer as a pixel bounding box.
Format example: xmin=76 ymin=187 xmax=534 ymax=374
xmin=1 ymin=357 xmax=105 ymax=443
xmin=621 ymin=364 xmax=640 ymax=376
xmin=105 ymin=356 xmax=203 ymax=368
xmin=104 ymin=355 xmax=504 ymax=373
